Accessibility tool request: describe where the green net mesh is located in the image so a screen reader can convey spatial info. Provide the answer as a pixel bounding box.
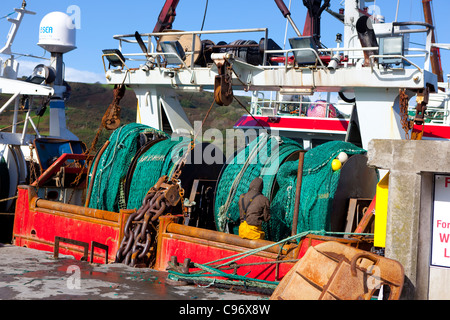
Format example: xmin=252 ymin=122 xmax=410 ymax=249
xmin=87 ymin=123 xmax=169 ymax=212
xmin=126 ymin=137 xmax=191 ymax=210
xmin=214 ymin=133 xmax=303 ymax=235
xmin=269 ymin=141 xmax=367 ymax=242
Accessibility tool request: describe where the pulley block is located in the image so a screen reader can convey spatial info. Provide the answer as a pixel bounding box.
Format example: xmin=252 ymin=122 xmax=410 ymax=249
xmin=213 ymin=56 xmax=233 ymax=106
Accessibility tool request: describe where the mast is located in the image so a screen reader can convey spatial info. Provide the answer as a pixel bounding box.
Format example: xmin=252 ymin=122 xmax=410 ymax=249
xmin=422 ymin=0 xmax=444 ymax=82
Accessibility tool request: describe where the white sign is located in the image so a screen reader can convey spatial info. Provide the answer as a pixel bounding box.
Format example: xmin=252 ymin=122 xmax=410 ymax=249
xmin=432 ymin=175 xmax=450 ymax=267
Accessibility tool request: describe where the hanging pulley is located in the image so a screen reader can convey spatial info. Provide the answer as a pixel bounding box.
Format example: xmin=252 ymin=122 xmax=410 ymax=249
xmin=213 ymin=54 xmax=234 ymax=106
xmin=413 ymin=88 xmax=429 ymax=126
xmin=102 ymin=84 xmax=125 ymax=130
xmin=411 ymin=87 xmax=430 ymax=140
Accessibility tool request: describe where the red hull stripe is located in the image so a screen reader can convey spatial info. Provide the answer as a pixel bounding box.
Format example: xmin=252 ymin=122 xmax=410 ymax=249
xmin=234 ymin=115 xmax=349 ymax=133
xmin=234 ymin=116 xmax=450 ymax=140
xmin=414 ymin=124 xmax=450 ymax=139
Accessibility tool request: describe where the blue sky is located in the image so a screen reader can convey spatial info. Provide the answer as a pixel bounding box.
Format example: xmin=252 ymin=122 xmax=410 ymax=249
xmin=0 ymin=0 xmax=449 ymax=84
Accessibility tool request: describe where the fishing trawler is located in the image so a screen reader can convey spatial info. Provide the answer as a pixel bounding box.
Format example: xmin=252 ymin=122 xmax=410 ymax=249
xmin=8 ymin=0 xmax=450 ymax=299
xmin=0 ymin=1 xmax=82 ymax=243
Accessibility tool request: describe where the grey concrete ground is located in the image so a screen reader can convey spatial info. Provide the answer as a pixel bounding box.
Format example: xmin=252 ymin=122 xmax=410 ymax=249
xmin=0 ymin=244 xmax=269 ymax=300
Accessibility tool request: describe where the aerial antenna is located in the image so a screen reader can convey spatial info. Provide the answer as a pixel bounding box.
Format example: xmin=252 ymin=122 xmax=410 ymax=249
xmin=395 ymin=0 xmax=400 ymax=22
xmin=0 ymin=1 xmax=36 ymax=56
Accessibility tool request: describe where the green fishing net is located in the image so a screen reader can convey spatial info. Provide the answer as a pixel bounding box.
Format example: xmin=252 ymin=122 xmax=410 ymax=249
xmin=214 ymin=133 xmax=303 ymax=235
xmin=126 ymin=136 xmax=191 ymax=210
xmin=269 ymin=140 xmax=367 ymax=242
xmin=87 ymin=123 xmax=169 ymax=212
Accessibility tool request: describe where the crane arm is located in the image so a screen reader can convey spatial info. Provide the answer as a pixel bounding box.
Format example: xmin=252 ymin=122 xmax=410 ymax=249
xmin=422 ymin=0 xmax=444 ymax=82
xmin=153 ymin=0 xmax=180 ymax=33
xmin=273 ymin=0 xmax=302 ymax=36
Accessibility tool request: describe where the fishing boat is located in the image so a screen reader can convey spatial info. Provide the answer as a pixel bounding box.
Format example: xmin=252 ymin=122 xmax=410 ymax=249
xmin=0 ymin=1 xmax=82 ymax=242
xmin=233 ymin=0 xmax=450 ymax=148
xmin=9 ymin=0 xmax=449 ymax=299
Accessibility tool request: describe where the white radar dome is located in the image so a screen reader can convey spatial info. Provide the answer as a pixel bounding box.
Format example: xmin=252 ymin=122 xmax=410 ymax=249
xmin=38 ymin=12 xmax=76 ymax=53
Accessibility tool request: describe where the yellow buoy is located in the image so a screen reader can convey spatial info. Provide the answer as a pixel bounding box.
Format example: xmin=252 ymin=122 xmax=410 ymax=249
xmin=331 ymin=159 xmax=342 ymax=171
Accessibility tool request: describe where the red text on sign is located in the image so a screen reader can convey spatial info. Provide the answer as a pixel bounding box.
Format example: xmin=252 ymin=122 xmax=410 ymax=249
xmin=440 ymin=233 xmax=450 ymax=243
xmin=437 ymin=220 xmax=450 ymax=228
xmin=445 ymin=177 xmax=450 ymax=188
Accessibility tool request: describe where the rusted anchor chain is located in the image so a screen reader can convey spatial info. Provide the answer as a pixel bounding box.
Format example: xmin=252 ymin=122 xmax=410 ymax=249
xmin=115 ymin=175 xmax=182 ymax=267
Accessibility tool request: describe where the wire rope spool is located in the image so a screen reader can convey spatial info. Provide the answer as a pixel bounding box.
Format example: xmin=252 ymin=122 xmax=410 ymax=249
xmin=218 ymin=39 xmax=262 ymax=66
xmin=175 ymin=142 xmax=225 ymax=197
xmin=196 ymin=39 xmax=216 ymax=67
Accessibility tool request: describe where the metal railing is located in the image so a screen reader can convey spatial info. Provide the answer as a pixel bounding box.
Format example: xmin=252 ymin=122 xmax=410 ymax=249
xmin=248 ymin=97 xmax=354 ymax=119
xmin=0 ymin=94 xmax=43 ymax=145
xmin=103 ymin=20 xmax=434 ymax=74
xmin=106 ymin=28 xmax=269 ymax=71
